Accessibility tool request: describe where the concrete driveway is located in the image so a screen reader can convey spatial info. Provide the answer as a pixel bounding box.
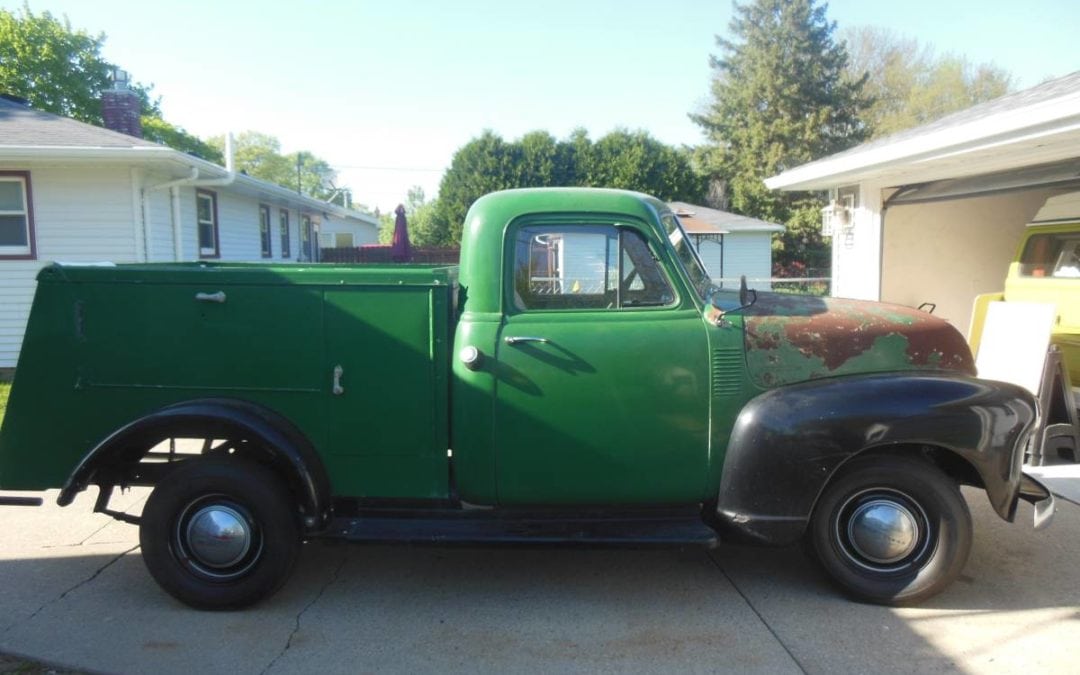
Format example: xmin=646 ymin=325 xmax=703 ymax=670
xmin=0 ymin=488 xmax=1077 ymax=674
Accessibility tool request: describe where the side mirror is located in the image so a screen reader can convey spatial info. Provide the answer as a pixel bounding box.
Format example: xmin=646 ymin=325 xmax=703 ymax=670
xmin=709 ymin=275 xmax=757 ymax=326
xmin=739 ymin=275 xmax=756 ymax=308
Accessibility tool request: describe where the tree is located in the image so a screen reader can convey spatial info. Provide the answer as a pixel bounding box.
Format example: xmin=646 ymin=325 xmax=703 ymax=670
xmin=207 ymin=132 xmax=343 ymax=201
xmin=586 ymin=130 xmax=705 ymax=200
xmin=844 ymin=27 xmax=1013 ymax=138
xmin=0 ymin=5 xmax=113 ymax=123
xmin=692 ymin=0 xmax=869 ymax=272
xmin=0 ymin=5 xmax=224 ymax=163
xmin=425 ymin=128 xmax=705 ymax=245
xmin=141 ymin=116 xmax=223 ymax=163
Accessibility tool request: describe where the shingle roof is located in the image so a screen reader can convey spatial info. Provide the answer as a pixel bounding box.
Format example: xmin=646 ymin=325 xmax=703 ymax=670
xmin=669 ymin=202 xmax=785 ymax=234
xmin=0 ymin=96 xmax=163 ymax=148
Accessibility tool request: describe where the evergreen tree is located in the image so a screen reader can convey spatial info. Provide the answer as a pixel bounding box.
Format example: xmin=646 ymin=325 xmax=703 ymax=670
xmin=693 ymin=0 xmax=869 ymax=273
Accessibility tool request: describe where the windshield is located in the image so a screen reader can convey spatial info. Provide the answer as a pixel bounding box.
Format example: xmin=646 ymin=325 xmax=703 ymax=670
xmin=659 ymin=212 xmax=713 ymax=301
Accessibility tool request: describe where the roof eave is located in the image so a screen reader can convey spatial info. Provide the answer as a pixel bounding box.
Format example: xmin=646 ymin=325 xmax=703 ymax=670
xmin=766 ymin=98 xmax=1080 ymax=192
xmin=0 ymin=145 xmax=377 ymax=226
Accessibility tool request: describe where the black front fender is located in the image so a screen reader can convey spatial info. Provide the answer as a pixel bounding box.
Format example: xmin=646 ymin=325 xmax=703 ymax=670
xmin=714 ymin=373 xmax=1036 ymax=546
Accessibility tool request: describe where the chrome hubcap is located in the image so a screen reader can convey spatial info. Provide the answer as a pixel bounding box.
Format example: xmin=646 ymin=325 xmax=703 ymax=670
xmin=185 ymin=505 xmax=252 ymax=569
xmin=847 ymin=499 xmax=919 ymax=564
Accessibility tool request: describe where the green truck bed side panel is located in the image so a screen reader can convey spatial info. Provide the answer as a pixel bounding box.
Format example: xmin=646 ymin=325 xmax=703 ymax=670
xmin=0 ymin=263 xmax=456 ymax=499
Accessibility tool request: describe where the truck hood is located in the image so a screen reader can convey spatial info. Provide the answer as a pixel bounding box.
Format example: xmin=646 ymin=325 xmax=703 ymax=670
xmin=742 ymin=294 xmax=975 ymax=388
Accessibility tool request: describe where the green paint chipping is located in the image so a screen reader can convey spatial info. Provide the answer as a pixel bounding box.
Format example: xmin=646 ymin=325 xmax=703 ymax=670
xmin=745 ymin=329 xmax=962 ymax=389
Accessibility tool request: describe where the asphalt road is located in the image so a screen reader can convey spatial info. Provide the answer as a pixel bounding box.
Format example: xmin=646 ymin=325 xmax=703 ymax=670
xmin=0 ymin=487 xmax=1077 ymax=674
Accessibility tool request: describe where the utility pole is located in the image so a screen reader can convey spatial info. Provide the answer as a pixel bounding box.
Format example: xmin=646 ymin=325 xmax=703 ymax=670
xmin=295 ymin=152 xmax=303 ymax=195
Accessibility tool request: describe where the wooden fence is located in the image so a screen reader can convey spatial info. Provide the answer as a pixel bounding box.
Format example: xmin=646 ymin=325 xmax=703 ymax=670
xmin=320 ymin=245 xmax=461 ymax=264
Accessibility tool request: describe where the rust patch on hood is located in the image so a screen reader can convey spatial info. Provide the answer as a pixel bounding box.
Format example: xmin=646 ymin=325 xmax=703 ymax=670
xmin=743 ymin=294 xmax=974 ymax=387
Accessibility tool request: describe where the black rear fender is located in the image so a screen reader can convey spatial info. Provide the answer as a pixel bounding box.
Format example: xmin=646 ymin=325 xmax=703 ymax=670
xmin=57 ymin=399 xmax=332 ymax=533
xmin=714 ymin=374 xmax=1036 ymax=546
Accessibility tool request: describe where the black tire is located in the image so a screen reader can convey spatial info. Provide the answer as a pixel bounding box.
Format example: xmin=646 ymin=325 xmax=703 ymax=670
xmin=140 ymin=456 xmax=300 ymax=610
xmin=809 ymin=454 xmax=971 ymax=606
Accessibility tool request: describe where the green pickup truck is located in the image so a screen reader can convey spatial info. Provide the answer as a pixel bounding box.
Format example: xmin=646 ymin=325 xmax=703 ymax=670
xmin=0 ymin=188 xmax=1054 ymax=609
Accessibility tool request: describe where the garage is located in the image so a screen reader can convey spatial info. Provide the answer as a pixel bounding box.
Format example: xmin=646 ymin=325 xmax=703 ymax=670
xmin=766 ymin=71 xmax=1080 ymax=338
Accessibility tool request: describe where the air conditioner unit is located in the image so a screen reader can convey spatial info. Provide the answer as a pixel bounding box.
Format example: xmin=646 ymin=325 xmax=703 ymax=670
xmin=820 ymin=195 xmax=854 ymax=237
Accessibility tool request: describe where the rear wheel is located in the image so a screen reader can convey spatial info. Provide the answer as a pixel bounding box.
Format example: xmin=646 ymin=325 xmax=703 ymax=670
xmin=809 ymin=455 xmax=971 ymax=605
xmin=140 ymin=456 xmax=300 ymax=610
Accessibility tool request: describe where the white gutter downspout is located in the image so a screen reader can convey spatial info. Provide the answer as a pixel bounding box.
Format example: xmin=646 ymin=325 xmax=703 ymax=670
xmin=145 ymin=167 xmax=197 ymax=261
xmin=143 ymin=134 xmax=237 ymax=261
xmin=188 ymin=133 xmax=237 ymax=187
xmin=170 ymin=186 xmax=183 ymax=260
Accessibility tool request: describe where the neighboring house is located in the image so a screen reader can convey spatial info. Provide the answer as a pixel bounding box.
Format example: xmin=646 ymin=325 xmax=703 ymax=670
xmin=765 ymin=71 xmax=1080 ymax=336
xmin=669 ymin=202 xmax=784 ymax=290
xmin=0 ymin=86 xmax=378 ymax=369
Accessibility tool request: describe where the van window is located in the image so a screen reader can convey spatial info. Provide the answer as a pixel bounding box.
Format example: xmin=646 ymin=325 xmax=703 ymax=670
xmin=1020 ymin=232 xmax=1080 ymax=278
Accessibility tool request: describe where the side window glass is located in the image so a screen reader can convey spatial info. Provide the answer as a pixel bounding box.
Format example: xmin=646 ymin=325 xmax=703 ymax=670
xmin=513 ymin=225 xmax=675 ymax=311
xmin=1020 ymin=233 xmax=1080 ymax=278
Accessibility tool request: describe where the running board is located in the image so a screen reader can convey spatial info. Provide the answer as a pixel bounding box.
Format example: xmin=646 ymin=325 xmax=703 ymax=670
xmin=326 ymin=512 xmax=720 ymax=547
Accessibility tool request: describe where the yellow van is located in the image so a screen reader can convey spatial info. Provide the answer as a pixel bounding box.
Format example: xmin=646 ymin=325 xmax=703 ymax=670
xmin=972 ymin=190 xmax=1080 ymax=385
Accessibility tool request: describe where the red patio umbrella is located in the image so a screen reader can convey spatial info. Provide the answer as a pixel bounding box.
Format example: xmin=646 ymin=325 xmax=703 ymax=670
xmin=391 ymin=204 xmax=412 ymax=263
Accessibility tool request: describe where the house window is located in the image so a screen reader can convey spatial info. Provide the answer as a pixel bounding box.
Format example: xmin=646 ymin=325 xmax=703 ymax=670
xmin=196 ymin=190 xmax=219 ymax=258
xmin=279 ymin=209 xmax=291 ymax=258
xmin=335 ymin=233 xmax=354 ymax=248
xmin=259 ymin=204 xmax=272 ymax=258
xmin=0 ymin=172 xmax=35 ymax=259
xmin=512 ymin=224 xmax=675 ymax=311
xmin=300 ymin=214 xmax=313 ymax=261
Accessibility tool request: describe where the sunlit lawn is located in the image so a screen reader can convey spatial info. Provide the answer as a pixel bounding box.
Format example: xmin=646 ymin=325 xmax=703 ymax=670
xmin=0 ymin=381 xmax=10 ymax=428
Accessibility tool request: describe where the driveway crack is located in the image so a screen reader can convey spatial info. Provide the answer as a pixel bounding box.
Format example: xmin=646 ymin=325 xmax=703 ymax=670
xmin=707 ymin=550 xmax=808 ymax=675
xmin=3 ymin=544 xmax=139 ymax=635
xmin=261 ymin=551 xmax=348 ymax=675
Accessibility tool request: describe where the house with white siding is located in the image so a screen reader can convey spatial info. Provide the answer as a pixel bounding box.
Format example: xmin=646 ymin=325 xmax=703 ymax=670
xmin=0 ymin=90 xmax=378 ymax=370
xmin=668 ymin=202 xmax=784 ymax=290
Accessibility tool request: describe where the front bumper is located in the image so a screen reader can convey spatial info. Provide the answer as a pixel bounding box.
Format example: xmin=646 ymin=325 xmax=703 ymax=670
xmin=1018 ymin=473 xmax=1055 ymax=530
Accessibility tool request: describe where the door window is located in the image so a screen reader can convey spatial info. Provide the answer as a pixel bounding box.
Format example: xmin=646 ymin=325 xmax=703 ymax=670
xmin=512 ymin=225 xmax=675 ymax=311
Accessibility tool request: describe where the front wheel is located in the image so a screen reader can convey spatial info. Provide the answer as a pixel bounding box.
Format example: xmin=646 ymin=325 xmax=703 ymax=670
xmin=809 ymin=455 xmax=972 ymax=605
xmin=140 ymin=456 xmax=300 ymax=610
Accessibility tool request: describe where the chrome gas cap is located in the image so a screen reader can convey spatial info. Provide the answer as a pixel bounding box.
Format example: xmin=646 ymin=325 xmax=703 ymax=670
xmin=185 ymin=505 xmax=252 ymax=568
xmin=847 ymin=499 xmax=919 ymax=564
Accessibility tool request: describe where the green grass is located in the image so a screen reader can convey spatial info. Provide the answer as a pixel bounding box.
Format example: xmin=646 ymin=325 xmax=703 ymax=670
xmin=0 ymin=381 xmax=9 ymax=428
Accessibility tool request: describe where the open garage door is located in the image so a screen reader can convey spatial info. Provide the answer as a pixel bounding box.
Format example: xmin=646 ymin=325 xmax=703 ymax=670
xmin=880 ymin=159 xmax=1080 ymax=336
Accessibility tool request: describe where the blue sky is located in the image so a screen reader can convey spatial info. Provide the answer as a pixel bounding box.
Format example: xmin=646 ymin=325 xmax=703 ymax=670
xmin=6 ymin=0 xmax=1080 ymax=211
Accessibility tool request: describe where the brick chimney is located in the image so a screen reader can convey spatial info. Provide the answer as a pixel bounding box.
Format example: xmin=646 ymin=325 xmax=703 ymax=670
xmin=101 ymin=68 xmax=142 ymax=138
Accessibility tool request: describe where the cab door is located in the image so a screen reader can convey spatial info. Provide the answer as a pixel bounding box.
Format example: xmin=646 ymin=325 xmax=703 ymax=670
xmin=492 ymin=222 xmax=710 ymax=505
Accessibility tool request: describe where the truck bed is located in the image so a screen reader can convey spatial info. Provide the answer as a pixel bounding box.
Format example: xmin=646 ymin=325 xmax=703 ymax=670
xmin=0 ymin=262 xmax=459 ymax=499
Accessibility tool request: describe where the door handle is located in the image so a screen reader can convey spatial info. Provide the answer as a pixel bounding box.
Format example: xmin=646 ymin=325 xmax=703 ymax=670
xmin=504 ymin=336 xmax=550 ymax=345
xmin=195 ymin=291 xmax=227 ymax=304
xmin=332 ymin=365 xmax=344 ymax=395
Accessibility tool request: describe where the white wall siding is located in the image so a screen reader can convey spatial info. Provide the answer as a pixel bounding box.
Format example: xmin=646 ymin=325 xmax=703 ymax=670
xmin=0 ymin=165 xmax=137 ymax=368
xmin=695 ymin=233 xmax=774 ymax=290
xmin=0 ymin=262 xmax=38 ymax=368
xmin=1 ymin=164 xmax=382 ymax=369
xmin=215 ymin=189 xmax=262 ymax=261
xmin=319 ymin=215 xmax=378 ymax=247
xmin=177 ymin=186 xmax=277 ymax=262
xmin=145 ymin=188 xmax=175 ymax=262
xmin=832 ymin=183 xmax=884 ymax=301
